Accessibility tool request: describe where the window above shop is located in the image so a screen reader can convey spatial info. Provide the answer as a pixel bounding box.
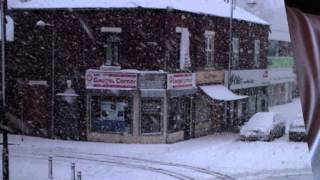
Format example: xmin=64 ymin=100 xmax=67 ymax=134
xmin=254 ymin=39 xmax=261 ymax=67
xmin=268 ymin=40 xmax=280 ymax=57
xmin=176 ymin=27 xmax=191 ymax=70
xmin=232 ymin=37 xmax=240 ymax=68
xmin=102 ymin=27 xmax=121 ymax=66
xmin=204 ymin=30 xmax=215 ymax=67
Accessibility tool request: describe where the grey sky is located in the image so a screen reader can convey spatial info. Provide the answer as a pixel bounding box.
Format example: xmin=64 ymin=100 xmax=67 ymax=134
xmin=237 ymin=0 xmax=290 ymax=41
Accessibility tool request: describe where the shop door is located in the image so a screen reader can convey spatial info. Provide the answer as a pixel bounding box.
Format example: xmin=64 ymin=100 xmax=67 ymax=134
xmin=184 ymin=98 xmax=192 ymax=139
xmin=24 ymin=84 xmax=50 ymax=137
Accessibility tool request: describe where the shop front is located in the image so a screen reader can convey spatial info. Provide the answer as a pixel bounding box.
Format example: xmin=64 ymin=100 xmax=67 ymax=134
xmin=167 ymin=73 xmax=196 ymax=142
xmin=194 ymin=70 xmax=247 ymax=135
xmin=224 ymin=69 xmax=270 ymax=129
xmin=85 ymin=69 xmax=196 ymax=143
xmin=268 ymin=68 xmax=296 ymax=106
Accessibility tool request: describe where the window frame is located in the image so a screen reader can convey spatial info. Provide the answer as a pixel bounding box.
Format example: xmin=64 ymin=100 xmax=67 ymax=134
xmin=140 ymin=98 xmax=163 ymax=136
xmin=232 ymin=37 xmax=240 ymax=68
xmin=101 ymin=27 xmax=122 ymax=66
xmin=254 ymin=39 xmax=261 ymax=67
xmin=204 ymin=31 xmax=215 ymax=67
xmin=89 ymin=95 xmax=133 ymax=135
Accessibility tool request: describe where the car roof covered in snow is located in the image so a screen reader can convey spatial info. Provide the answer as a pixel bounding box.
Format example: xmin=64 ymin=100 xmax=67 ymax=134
xmin=241 ymin=112 xmax=279 ymax=133
xmin=8 ymin=0 xmax=269 ymax=25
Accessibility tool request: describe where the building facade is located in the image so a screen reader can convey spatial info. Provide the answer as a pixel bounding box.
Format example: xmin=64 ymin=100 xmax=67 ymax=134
xmin=267 ymin=41 xmax=298 ymax=106
xmin=6 ymin=0 xmax=269 ymax=143
xmin=237 ymin=0 xmax=298 ymax=107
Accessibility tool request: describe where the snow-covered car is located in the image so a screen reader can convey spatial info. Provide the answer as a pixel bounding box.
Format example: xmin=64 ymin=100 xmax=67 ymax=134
xmin=240 ymin=112 xmax=285 ymax=141
xmin=289 ymin=113 xmax=307 ymax=142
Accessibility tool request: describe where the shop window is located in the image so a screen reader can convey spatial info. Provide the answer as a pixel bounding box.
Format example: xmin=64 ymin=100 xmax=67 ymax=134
xmin=141 ymin=99 xmax=162 ymax=135
xmin=248 ymin=95 xmax=256 ymax=115
xmin=90 ymin=96 xmax=132 ymax=134
xmin=237 ymin=101 xmax=242 ymax=119
xmin=204 ymin=31 xmax=215 ymax=67
xmin=254 ymin=40 xmax=260 ymax=67
xmin=242 ymin=100 xmax=249 ymax=121
xmin=101 ymin=27 xmax=121 ymax=66
xmin=261 ymin=99 xmax=267 ymax=112
xmin=168 ymin=97 xmax=187 ymax=133
xmin=232 ymin=37 xmax=240 ymax=68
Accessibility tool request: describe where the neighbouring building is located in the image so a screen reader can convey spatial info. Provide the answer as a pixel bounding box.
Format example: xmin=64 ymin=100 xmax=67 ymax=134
xmin=238 ymin=0 xmax=298 ymax=107
xmin=5 ymin=0 xmax=269 ymax=143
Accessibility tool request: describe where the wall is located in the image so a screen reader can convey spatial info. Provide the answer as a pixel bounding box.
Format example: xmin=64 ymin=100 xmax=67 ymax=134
xmin=6 ymin=8 xmax=269 ymax=139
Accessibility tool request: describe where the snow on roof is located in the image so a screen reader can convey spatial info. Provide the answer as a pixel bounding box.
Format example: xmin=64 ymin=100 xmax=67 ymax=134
xmin=200 ymin=85 xmax=248 ymax=101
xmin=8 ymin=0 xmax=269 ymax=25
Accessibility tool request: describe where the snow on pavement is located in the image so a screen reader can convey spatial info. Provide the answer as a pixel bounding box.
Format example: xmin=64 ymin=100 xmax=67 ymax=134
xmin=1 ymin=98 xmax=313 ymax=180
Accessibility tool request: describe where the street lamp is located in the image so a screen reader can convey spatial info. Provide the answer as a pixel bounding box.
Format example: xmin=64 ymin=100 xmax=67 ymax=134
xmin=36 ymin=20 xmax=55 ymax=139
xmin=0 ymin=0 xmax=9 ymax=179
xmin=227 ymin=0 xmax=236 ymax=89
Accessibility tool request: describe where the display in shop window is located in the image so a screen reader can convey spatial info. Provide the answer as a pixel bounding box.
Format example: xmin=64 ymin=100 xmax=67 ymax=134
xmin=141 ymin=99 xmax=162 ymax=135
xmin=91 ymin=96 xmax=132 ymax=134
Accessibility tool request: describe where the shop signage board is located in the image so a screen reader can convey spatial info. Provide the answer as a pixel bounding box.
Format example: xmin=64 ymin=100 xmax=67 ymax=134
xmin=167 ymin=73 xmax=196 ymax=90
xmin=267 ymin=56 xmax=294 ymax=68
xmin=86 ymin=69 xmax=138 ymax=90
xmin=139 ymin=73 xmax=167 ymax=89
xmin=225 ymin=69 xmax=270 ymax=90
xmin=268 ymin=68 xmax=296 ymax=84
xmin=196 ymin=70 xmax=224 ymax=85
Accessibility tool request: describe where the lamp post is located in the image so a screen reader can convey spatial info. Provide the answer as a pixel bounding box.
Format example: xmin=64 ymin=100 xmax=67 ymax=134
xmin=36 ymin=20 xmax=55 ymax=138
xmin=227 ymin=0 xmax=236 ymax=89
xmin=1 ymin=0 xmax=9 ymax=179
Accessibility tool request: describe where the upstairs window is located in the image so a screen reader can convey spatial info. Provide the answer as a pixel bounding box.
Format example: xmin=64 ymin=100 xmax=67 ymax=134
xmin=268 ymin=40 xmax=279 ymax=57
xmin=176 ymin=27 xmax=191 ymax=70
xmin=101 ymin=27 xmax=121 ymax=66
xmin=204 ymin=31 xmax=215 ymax=67
xmin=254 ymin=40 xmax=260 ymax=67
xmin=232 ymin=37 xmax=240 ymax=68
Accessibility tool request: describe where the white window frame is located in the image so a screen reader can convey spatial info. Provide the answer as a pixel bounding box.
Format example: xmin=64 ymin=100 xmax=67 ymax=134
xmin=254 ymin=39 xmax=260 ymax=67
xmin=175 ymin=27 xmax=191 ymax=70
xmin=204 ymin=31 xmax=215 ymax=67
xmin=232 ymin=37 xmax=240 ymax=68
xmin=101 ymin=27 xmax=122 ymax=66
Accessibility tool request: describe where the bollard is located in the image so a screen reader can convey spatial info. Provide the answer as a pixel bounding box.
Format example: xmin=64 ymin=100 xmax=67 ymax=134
xmin=76 ymin=171 xmax=81 ymax=180
xmin=71 ymin=163 xmax=76 ymax=180
xmin=48 ymin=157 xmax=53 ymax=179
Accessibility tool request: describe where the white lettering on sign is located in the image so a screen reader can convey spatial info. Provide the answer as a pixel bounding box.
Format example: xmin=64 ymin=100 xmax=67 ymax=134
xmin=85 ymin=69 xmax=137 ymax=90
xmin=167 ymin=73 xmax=196 ymax=89
xmin=268 ymin=68 xmax=296 ymax=84
xmin=225 ymin=69 xmax=270 ymax=90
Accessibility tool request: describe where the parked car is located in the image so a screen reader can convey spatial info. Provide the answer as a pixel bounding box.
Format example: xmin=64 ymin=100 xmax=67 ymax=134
xmin=289 ymin=113 xmax=307 ymax=142
xmin=240 ymin=112 xmax=285 ymax=141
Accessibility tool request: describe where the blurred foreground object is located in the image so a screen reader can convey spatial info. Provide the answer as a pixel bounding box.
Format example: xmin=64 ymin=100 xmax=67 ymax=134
xmin=285 ymin=0 xmax=320 ymax=179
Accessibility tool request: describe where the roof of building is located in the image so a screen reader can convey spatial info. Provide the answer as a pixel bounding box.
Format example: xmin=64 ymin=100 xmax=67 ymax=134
xmin=237 ymin=0 xmax=290 ymax=41
xmin=8 ymin=0 xmax=269 ymax=25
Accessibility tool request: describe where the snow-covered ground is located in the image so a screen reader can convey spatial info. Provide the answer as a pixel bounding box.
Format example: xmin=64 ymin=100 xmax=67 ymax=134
xmin=1 ymin=98 xmax=313 ymax=180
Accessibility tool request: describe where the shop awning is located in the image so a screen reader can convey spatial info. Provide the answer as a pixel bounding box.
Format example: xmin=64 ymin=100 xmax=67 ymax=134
xmin=200 ymin=85 xmax=248 ymax=101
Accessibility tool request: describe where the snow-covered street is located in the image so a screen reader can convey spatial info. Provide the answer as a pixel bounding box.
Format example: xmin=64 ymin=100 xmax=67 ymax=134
xmin=2 ymin=99 xmax=313 ymax=180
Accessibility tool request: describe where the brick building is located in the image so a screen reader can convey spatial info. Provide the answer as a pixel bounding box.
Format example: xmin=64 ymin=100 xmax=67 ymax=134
xmin=5 ymin=0 xmax=269 ymax=143
xmin=238 ymin=0 xmax=298 ymax=106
